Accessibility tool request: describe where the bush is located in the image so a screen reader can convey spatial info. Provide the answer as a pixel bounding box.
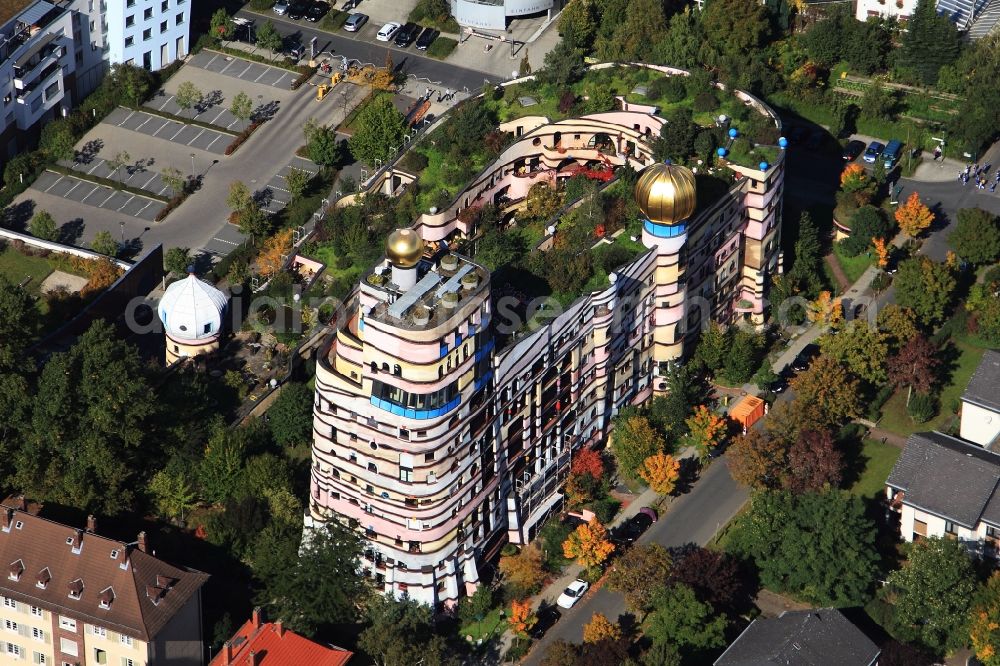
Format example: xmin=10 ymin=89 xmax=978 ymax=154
xmin=335 ymin=254 xmax=353 ymax=269
xmin=426 ymin=36 xmax=457 ymax=60
xmin=907 ymin=392 xmax=937 ymax=423
xmin=648 ymin=76 xmax=686 ymax=103
xmin=693 ymin=91 xmax=719 ymax=112
xmin=500 ymin=543 xmax=519 ymax=557
xmin=867 ymin=384 xmax=895 ymax=421
xmin=400 ymin=150 xmax=428 ymax=172
xmin=225 ymin=120 xmax=264 ymax=155
xmin=504 ymin=639 xmax=533 ymax=662
xmin=590 ymin=497 xmax=621 ymax=524
xmin=290 ymin=65 xmax=317 ymax=91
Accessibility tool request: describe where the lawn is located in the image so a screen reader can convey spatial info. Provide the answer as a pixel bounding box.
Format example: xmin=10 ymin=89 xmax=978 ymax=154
xmin=459 ymin=606 xmax=507 ymax=643
xmin=878 ymin=339 xmax=987 ymax=437
xmin=832 ymin=241 xmax=873 ymax=285
xmin=849 ymin=439 xmax=901 ymax=500
xmin=0 ymin=245 xmax=53 ymax=296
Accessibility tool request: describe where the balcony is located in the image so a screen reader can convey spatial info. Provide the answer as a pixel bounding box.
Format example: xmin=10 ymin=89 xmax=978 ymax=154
xmin=13 ymin=34 xmax=62 ymax=89
xmin=16 ymin=62 xmax=59 ymax=102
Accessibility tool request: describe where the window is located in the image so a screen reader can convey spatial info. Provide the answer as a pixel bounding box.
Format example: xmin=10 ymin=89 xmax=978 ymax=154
xmin=161 ymin=0 xmax=167 ymax=9
xmin=122 ymin=658 xmax=135 ymax=666
xmin=143 ymin=8 xmax=152 ymax=19
xmin=5 ymin=619 xmax=18 ymax=632
xmin=125 ymin=14 xmax=134 ymax=26
xmin=30 ymin=607 xmax=42 ymax=618
xmin=119 ymin=634 xmax=133 ymax=647
xmin=142 ymin=28 xmax=151 ymax=40
xmin=92 ymin=626 xmax=107 ymax=637
xmin=44 ymin=82 xmax=59 ymax=101
xmin=126 ymin=0 xmax=134 ymax=6
xmin=399 ymin=468 xmax=412 ymax=482
xmin=58 ymin=616 xmax=76 ymax=632
xmin=94 ymin=648 xmax=107 ymax=664
xmin=59 ymin=637 xmax=78 ymax=657
xmin=945 ymin=521 xmax=959 ymax=536
xmin=160 ymin=20 xmax=167 ymax=32
xmin=32 ymin=652 xmax=45 ymax=664
xmin=125 ymin=36 xmax=133 ymax=46
xmin=3 ymin=597 xmax=16 ymax=609
xmin=8 ymin=643 xmax=22 ymax=657
xmin=32 ymin=627 xmax=44 ymax=641
xmin=203 ymin=322 xmax=211 ymax=334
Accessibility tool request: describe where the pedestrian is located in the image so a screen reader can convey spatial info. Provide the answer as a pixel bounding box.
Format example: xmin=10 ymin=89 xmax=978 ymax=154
xmin=991 ymin=182 xmax=997 ymax=193
xmin=445 ymin=88 xmax=452 ymax=100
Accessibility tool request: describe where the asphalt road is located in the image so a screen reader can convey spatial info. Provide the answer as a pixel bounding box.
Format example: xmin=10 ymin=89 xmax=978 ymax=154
xmin=235 ymin=9 xmax=495 ymax=92
xmin=522 ymin=455 xmax=749 ymax=665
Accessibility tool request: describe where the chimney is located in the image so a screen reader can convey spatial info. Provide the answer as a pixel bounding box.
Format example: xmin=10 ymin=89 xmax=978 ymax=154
xmin=137 ymin=531 xmax=147 ymax=553
xmin=86 ymin=515 xmax=96 ymax=533
xmin=275 ymin=619 xmax=284 ymax=637
xmin=251 ymin=607 xmax=263 ymax=628
xmin=70 ymin=529 xmax=82 ymax=550
xmin=13 ymin=496 xmax=25 ymax=511
xmin=1 ymin=508 xmax=12 ymax=530
xmin=222 ymin=640 xmax=233 ymax=666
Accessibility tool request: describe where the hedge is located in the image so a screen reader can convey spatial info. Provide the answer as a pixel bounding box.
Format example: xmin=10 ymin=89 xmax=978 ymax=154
xmin=318 ymin=10 xmax=348 ymax=31
xmin=426 ymin=37 xmax=457 ymax=60
xmin=290 ymin=65 xmax=318 ymax=91
xmin=154 ymin=177 xmax=198 ymax=222
xmin=225 ymin=120 xmax=264 ymax=155
xmin=47 ymin=165 xmax=169 ymax=202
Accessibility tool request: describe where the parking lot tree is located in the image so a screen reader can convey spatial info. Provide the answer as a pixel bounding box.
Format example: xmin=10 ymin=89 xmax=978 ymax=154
xmin=284 ymin=167 xmax=311 ymax=201
xmin=539 ymin=39 xmax=585 ymax=87
xmin=308 ymin=126 xmax=342 ymax=168
xmin=174 ymin=81 xmax=203 ymax=118
xmin=210 ymin=8 xmax=235 ymax=41
xmin=238 ymin=205 xmax=272 ymax=240
xmin=28 ymin=210 xmax=58 ymax=242
xmin=558 ymin=0 xmax=598 ymax=51
xmin=819 ymin=319 xmax=890 ymax=384
xmin=348 ymin=96 xmax=406 ymax=167
xmin=612 ymin=411 xmax=666 ymax=481
xmin=607 ymin=543 xmax=672 ymax=614
xmin=894 ymin=256 xmax=956 ymax=327
xmin=885 ymin=537 xmax=976 ymax=654
xmin=639 ymin=452 xmax=680 ymax=496
xmin=227 ymin=180 xmax=253 ymax=215
xmin=163 ymin=247 xmax=190 ymax=275
xmin=786 ymin=429 xmax=843 ymax=494
xmin=950 ymin=207 xmax=1000 ymax=266
xmin=887 ymin=334 xmax=939 ymax=407
xmin=583 ymin=612 xmax=622 ymax=644
xmin=895 ymin=192 xmax=934 ymax=238
xmin=229 ymin=91 xmax=253 ymax=131
xmin=90 ymin=230 xmax=119 ymax=256
xmin=899 ymin=0 xmax=960 ymax=86
xmin=970 ymin=572 xmax=1000 ymax=666
xmin=646 ymin=584 xmax=727 ymax=652
xmin=563 ymin=517 xmax=615 ymax=571
xmin=107 ymin=150 xmax=131 ymax=184
xmin=255 ymin=20 xmax=282 ymax=58
xmin=160 ymin=167 xmax=185 ymax=195
xmin=499 ymin=544 xmax=546 ymax=598
xmin=791 ymin=355 xmax=861 ymax=428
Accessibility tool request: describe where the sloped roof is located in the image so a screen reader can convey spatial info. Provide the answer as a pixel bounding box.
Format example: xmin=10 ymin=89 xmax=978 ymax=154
xmin=210 ymin=614 xmax=353 ymax=666
xmin=714 ymin=608 xmax=880 ymax=666
xmin=964 ymin=350 xmax=1000 ymax=413
xmin=0 ymin=502 xmax=208 ymax=641
xmin=887 ymin=431 xmax=1000 ymax=528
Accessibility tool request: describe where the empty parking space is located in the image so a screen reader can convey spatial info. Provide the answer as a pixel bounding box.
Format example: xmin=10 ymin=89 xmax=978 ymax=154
xmin=145 ymin=92 xmax=243 ymax=131
xmin=259 ymin=156 xmax=320 ymax=214
xmin=59 ymin=157 xmax=172 ymax=197
xmin=202 ymin=223 xmax=248 ymax=257
xmin=33 ymin=171 xmax=166 ymax=222
xmin=105 ymin=108 xmax=232 ymax=155
xmin=188 ymin=51 xmax=297 ymax=89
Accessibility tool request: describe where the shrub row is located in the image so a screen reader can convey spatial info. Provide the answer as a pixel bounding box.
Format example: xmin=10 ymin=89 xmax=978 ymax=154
xmin=47 ymin=164 xmax=170 ymax=202
xmin=290 ymin=65 xmax=318 ymax=91
xmin=154 ymin=177 xmax=198 ymax=222
xmin=225 ymin=120 xmax=264 ymax=155
xmin=426 ymin=36 xmax=458 ymax=60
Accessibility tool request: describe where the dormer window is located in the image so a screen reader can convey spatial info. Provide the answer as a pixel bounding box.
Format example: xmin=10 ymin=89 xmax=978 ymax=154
xmin=155 ymin=575 xmax=176 ymax=589
xmin=145 ymin=585 xmax=165 ymax=606
xmin=36 ymin=568 xmax=50 ymax=589
xmin=98 ymin=587 xmax=114 ymax=609
xmin=67 ymin=578 xmax=84 ymax=600
xmin=110 ymin=550 xmax=118 ymax=560
xmin=8 ymin=560 xmax=23 ymax=581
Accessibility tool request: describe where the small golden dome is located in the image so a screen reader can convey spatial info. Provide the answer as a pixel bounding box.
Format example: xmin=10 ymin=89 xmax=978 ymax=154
xmin=634 ymin=162 xmax=697 ymax=225
xmin=386 ymin=229 xmax=425 ymax=268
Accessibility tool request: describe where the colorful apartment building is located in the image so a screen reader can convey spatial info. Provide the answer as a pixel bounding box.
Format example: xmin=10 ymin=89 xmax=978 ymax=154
xmin=0 ymin=499 xmax=208 ymax=666
xmin=307 ymin=64 xmax=785 ymax=607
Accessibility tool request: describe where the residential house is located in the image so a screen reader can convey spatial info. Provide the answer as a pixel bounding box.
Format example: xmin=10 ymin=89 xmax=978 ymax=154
xmin=209 ymin=609 xmax=353 ymax=666
xmin=960 ymin=350 xmax=1000 ymax=448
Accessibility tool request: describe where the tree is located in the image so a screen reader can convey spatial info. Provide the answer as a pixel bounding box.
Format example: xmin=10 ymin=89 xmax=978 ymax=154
xmin=684 ymin=405 xmax=727 ymax=460
xmin=702 ymin=0 xmax=770 ymax=58
xmin=819 ymin=319 xmax=890 ymax=384
xmin=603 ymin=0 xmax=667 ymax=62
xmin=542 ymin=640 xmax=579 ymax=666
xmin=894 ymin=256 xmax=956 ymax=327
xmin=458 ymin=585 xmax=494 ymax=634
xmin=349 ymin=96 xmax=406 ymax=166
xmin=730 ymin=490 xmax=878 ymax=606
xmin=539 ymin=39 xmax=584 ymax=87
xmin=791 ymin=355 xmax=861 ymax=428
xmin=0 ymin=275 xmax=37 ymax=371
xmin=642 ymin=643 xmax=682 ymax=666
xmin=801 ymin=4 xmax=850 ymax=67
xmin=785 ymin=429 xmax=843 ymax=493
xmin=895 ymin=192 xmax=934 ymax=238
xmin=693 ymin=322 xmax=727 ymax=374
xmin=667 ymin=546 xmax=745 ymax=611
xmin=653 ymin=107 xmax=697 ymax=162
xmin=210 ymin=8 xmax=235 ymax=41
xmin=842 ymin=206 xmax=892 ymax=256
xmin=475 ymin=229 xmax=523 ymax=270
xmin=108 ymin=150 xmax=131 ymax=184
xmin=638 ymin=452 xmax=680 ymax=496
xmin=358 ymin=594 xmax=457 ymax=666
xmin=572 ymin=448 xmax=604 ymax=480
xmin=164 ymin=247 xmax=191 ymax=275
xmin=255 ymin=20 xmax=283 ymax=57
xmin=285 ymin=167 xmax=311 ymax=201
xmin=899 ymin=0 xmax=961 ymax=86
xmin=309 ymin=126 xmax=343 ymax=167
xmin=611 ymin=413 xmax=665 ymax=481
xmin=558 ymin=0 xmax=598 ymax=51
xmin=174 ymin=81 xmax=203 ymax=117
xmin=583 ymin=613 xmax=622 ymax=644
xmin=649 ymin=364 xmax=704 ymax=437
xmin=885 ymin=537 xmax=976 ymax=654
xmin=523 ymin=182 xmax=563 ymax=221
xmin=39 ymin=120 xmax=75 ymax=161
xmin=873 ymin=236 xmax=889 ymax=268
xmin=29 ymin=210 xmax=58 ymax=241
xmin=950 ymin=208 xmax=1000 ymax=266
xmin=105 ymin=62 xmax=155 ymax=107
xmin=267 ymin=382 xmax=313 ymax=446
xmin=607 ymin=543 xmax=672 ymax=614
xmin=499 ymin=545 xmax=546 ymax=598
xmin=508 ymin=599 xmax=537 ymax=638
xmin=148 ymin=468 xmax=196 ymax=522
xmin=729 ymin=429 xmax=788 ymax=490
xmin=238 ymin=204 xmax=271 ymax=239
xmin=563 ymin=517 xmax=615 ymax=571
xmin=229 ymin=91 xmax=253 ymax=131
xmin=91 ymin=230 xmax=119 ymax=256
xmin=807 ymin=291 xmax=843 ymax=327
xmin=970 ymin=572 xmax=1000 ymax=666
xmin=878 ymin=304 xmax=919 ymax=351
xmin=160 ymin=166 xmax=186 ymax=195
xmin=722 ymin=328 xmax=762 ymax=385
xmin=753 ymin=365 xmax=779 ymax=393
xmin=646 ymin=584 xmax=727 ymax=652
xmin=887 ymin=334 xmax=939 ymax=406
xmin=967 ymin=282 xmax=1000 ymax=346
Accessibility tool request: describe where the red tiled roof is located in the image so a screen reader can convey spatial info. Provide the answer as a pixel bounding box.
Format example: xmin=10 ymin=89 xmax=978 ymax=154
xmin=210 ymin=614 xmax=353 ymax=666
xmin=0 ymin=502 xmax=208 ymax=641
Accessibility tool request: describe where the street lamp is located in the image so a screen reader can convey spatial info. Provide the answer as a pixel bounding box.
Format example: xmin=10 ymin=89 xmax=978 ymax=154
xmin=119 ymin=221 xmax=125 ymax=248
xmin=189 ymin=153 xmax=195 ymax=176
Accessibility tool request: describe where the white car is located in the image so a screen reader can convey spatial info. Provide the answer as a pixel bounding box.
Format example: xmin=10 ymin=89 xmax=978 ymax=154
xmin=556 ymin=579 xmax=589 ymax=609
xmin=273 ymin=0 xmax=289 ymax=14
xmin=376 ymin=21 xmax=401 ymax=41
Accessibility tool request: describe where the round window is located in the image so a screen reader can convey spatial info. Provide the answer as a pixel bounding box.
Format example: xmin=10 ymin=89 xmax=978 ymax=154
xmin=179 ymin=325 xmax=187 ymax=332
xmin=370 ymin=442 xmax=378 ymax=450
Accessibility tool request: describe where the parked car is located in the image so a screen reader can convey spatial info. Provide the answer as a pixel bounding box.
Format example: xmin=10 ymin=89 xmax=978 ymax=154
xmin=791 ymin=344 xmax=819 ymax=373
xmin=286 ymin=43 xmax=305 ymax=60
xmin=273 ymin=0 xmax=289 ymax=14
xmin=415 ymin=25 xmax=438 ymax=50
xmin=556 ymin=579 xmax=589 ymax=609
xmin=882 ymin=139 xmax=903 ymax=169
xmin=863 ymin=141 xmax=885 ymax=164
xmin=611 ymin=510 xmax=655 ymax=547
xmin=530 ymin=607 xmax=561 ymax=639
xmin=770 ymin=378 xmax=787 ymax=393
xmin=306 ymin=1 xmax=329 ymax=21
xmin=343 ymin=12 xmax=368 ymax=31
xmin=287 ymin=0 xmax=309 ymax=19
xmin=394 ymin=21 xmax=419 ymax=47
xmin=842 ymin=140 xmax=865 ymax=162
xmin=376 ymin=21 xmax=401 ymax=41
xmin=342 ymin=0 xmax=359 ymax=9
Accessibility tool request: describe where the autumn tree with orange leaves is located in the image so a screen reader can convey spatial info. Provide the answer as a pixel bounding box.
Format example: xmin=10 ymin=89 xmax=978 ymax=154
xmin=684 ymin=405 xmax=727 ymax=461
xmin=790 ymin=355 xmax=861 ymax=429
xmin=563 ymin=517 xmax=615 ymax=572
xmin=807 ymin=290 xmax=843 ymax=328
xmin=508 ymin=599 xmax=536 ymax=640
xmin=873 ymin=237 xmax=889 ymax=268
xmin=971 ymin=573 xmax=1000 ymax=666
xmin=895 ymin=192 xmax=934 ymax=238
xmin=565 ymin=448 xmax=605 ymax=507
xmin=583 ymin=612 xmax=622 ymax=644
xmin=638 ymin=452 xmax=680 ymax=495
xmin=499 ymin=544 xmax=546 ymax=597
xmin=258 ymin=228 xmax=294 ymax=277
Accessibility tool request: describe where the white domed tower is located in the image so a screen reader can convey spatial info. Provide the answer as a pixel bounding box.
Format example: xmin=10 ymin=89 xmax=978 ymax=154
xmin=158 ymin=270 xmax=228 ymax=365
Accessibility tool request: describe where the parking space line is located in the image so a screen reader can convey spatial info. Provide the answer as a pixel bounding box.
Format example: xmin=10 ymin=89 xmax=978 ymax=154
xmin=135 ymin=116 xmax=153 ymax=131
xmin=86 ymin=160 xmax=102 ymax=175
xmin=156 ymin=95 xmax=173 ymax=111
xmin=42 ymin=175 xmax=63 ymax=193
xmin=217 ymin=57 xmax=236 ymax=74
xmin=135 ymin=200 xmax=152 ymax=216
xmin=253 ymin=69 xmax=268 ymax=83
xmin=98 ymin=191 xmax=116 ymax=207
xmin=205 ymin=134 xmax=225 ymax=151
xmin=151 ymin=120 xmax=171 ymax=136
xmin=188 ymin=128 xmax=206 ymax=146
xmin=204 ymin=53 xmax=220 ymax=69
xmin=64 ymin=180 xmax=82 ymax=197
xmin=118 ymin=110 xmax=135 ymax=127
xmin=237 ymin=63 xmax=253 ymax=78
xmin=80 ymin=185 xmax=101 ymax=203
xmin=117 ymin=194 xmax=135 ymax=211
xmin=140 ymin=174 xmax=157 ymax=189
xmin=169 ymin=125 xmax=185 ymax=141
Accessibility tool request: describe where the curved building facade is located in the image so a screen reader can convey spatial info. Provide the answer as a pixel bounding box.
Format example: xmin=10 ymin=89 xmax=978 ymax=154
xmin=451 ymin=0 xmax=554 ymax=30
xmin=308 ymin=64 xmax=785 ymax=608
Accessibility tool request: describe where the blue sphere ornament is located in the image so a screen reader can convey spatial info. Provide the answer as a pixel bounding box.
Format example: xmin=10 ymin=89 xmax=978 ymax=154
xmin=717 ymin=147 xmax=728 ymax=157
xmin=759 ymin=161 xmax=770 ymax=171
xmin=728 ymin=127 xmax=739 ymax=139
xmin=663 ymin=158 xmax=672 ymax=165
xmin=778 ymin=136 xmax=788 ymax=149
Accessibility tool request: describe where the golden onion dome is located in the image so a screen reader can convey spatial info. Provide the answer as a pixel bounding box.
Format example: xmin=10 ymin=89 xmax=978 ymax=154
xmin=385 ymin=229 xmax=425 ymax=268
xmin=634 ymin=162 xmax=697 ymax=225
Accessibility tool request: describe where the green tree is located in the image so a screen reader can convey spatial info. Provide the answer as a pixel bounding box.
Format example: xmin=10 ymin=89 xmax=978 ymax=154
xmin=801 ymin=4 xmax=850 ymax=67
xmin=475 ymin=229 xmax=524 ymax=270
xmin=284 ymin=167 xmax=311 ymax=201
xmin=949 ymin=208 xmax=1000 ymax=266
xmin=653 ymin=107 xmax=697 ymax=162
xmin=604 ymin=0 xmax=667 ymax=62
xmin=0 ymin=275 xmax=37 ymax=371
xmin=39 ymin=120 xmax=76 ymax=161
xmin=164 ymin=247 xmax=191 ymax=274
xmin=818 ymin=319 xmax=890 ymax=384
xmin=606 ymin=543 xmax=672 ymax=614
xmin=650 ymin=9 xmax=701 ymax=70
xmin=899 ymin=0 xmax=961 ymax=86
xmin=884 ymin=537 xmax=976 ymax=654
xmin=645 ymin=584 xmax=727 ymax=652
xmin=349 ymin=96 xmax=406 ymax=166
xmin=894 ymin=256 xmax=956 ymax=327
xmin=859 ymin=80 xmax=897 ymax=121
xmin=267 ymin=382 xmax=313 ymax=447
xmin=174 ymin=81 xmax=203 ymax=117
xmin=359 ymin=594 xmax=458 ymax=666
xmin=458 ymin=585 xmax=494 ymax=634
xmin=730 ymin=490 xmax=878 ymax=606
xmin=693 ymin=322 xmax=727 ymax=374
xmin=840 ymin=206 xmax=891 ymax=256
xmin=29 ymin=210 xmax=58 ymax=241
xmin=148 ymin=468 xmax=196 ymax=522
xmin=790 ymin=355 xmax=862 ymax=429
xmin=701 ymin=0 xmax=771 ymax=59
xmin=967 ymin=282 xmax=1000 ymax=346
xmin=160 ymin=166 xmax=186 ymax=195
xmin=612 ymin=411 xmax=665 ymax=481
xmin=845 ymin=18 xmax=892 ymax=75
xmin=309 ymin=127 xmax=342 ymax=167
xmin=108 ymin=150 xmax=131 ymax=184
xmin=558 ymin=0 xmax=598 ymax=51
xmin=91 ymin=230 xmax=119 ymax=256
xmin=642 ymin=643 xmax=682 ymax=666
xmin=539 ymin=40 xmax=585 ymax=87
xmin=649 ymin=364 xmax=704 ymax=437
xmin=229 ymin=91 xmax=253 ymax=131
xmin=255 ymin=20 xmax=283 ymax=57
xmin=210 ymin=8 xmax=235 ymax=41
xmin=722 ymin=328 xmax=762 ymax=384
xmin=106 ymin=62 xmax=155 ymax=107
xmin=198 ymin=423 xmax=252 ymax=503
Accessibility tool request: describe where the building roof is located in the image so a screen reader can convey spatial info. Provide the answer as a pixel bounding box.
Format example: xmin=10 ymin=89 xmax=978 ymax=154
xmin=886 ymin=431 xmax=1000 ymax=528
xmin=157 ymin=272 xmax=228 ymax=342
xmin=964 ymin=350 xmax=1000 ymax=414
xmin=714 ymin=608 xmax=880 ymax=666
xmin=0 ymin=501 xmax=208 ymax=641
xmin=210 ymin=610 xmax=353 ymax=666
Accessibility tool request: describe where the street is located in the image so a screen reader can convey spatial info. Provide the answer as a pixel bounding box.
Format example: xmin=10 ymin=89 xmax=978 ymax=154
xmin=522 ymin=455 xmax=749 ymax=665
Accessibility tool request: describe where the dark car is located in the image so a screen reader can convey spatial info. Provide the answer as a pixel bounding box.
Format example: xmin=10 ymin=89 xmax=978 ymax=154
xmin=306 ymin=0 xmax=329 ymax=21
xmin=770 ymin=378 xmax=787 ymax=394
xmin=611 ymin=511 xmax=654 ymax=547
xmin=394 ymin=21 xmax=419 ymax=47
xmin=530 ymin=607 xmax=561 ymax=639
xmin=790 ymin=344 xmax=820 ymax=373
xmin=415 ymin=25 xmax=438 ymax=50
xmin=287 ymin=0 xmax=309 ymax=19
xmin=842 ymin=139 xmax=865 ymax=162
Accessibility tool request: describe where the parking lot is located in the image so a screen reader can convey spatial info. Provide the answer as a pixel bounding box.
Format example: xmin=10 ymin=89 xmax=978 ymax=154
xmin=188 ymin=51 xmax=299 ymax=89
xmin=62 ymin=156 xmax=173 ymax=197
xmin=258 ymin=156 xmax=320 ymax=214
xmin=106 ymin=107 xmax=233 ymax=155
xmin=32 ymin=171 xmax=166 ymax=222
xmin=145 ymin=92 xmax=243 ymax=131
xmin=202 ymin=223 xmax=249 ymax=258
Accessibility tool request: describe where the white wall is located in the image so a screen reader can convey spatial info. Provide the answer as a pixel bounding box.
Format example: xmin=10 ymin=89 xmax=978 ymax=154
xmin=961 ymin=401 xmax=1000 ymax=447
xmin=106 ymin=0 xmax=189 ymax=70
